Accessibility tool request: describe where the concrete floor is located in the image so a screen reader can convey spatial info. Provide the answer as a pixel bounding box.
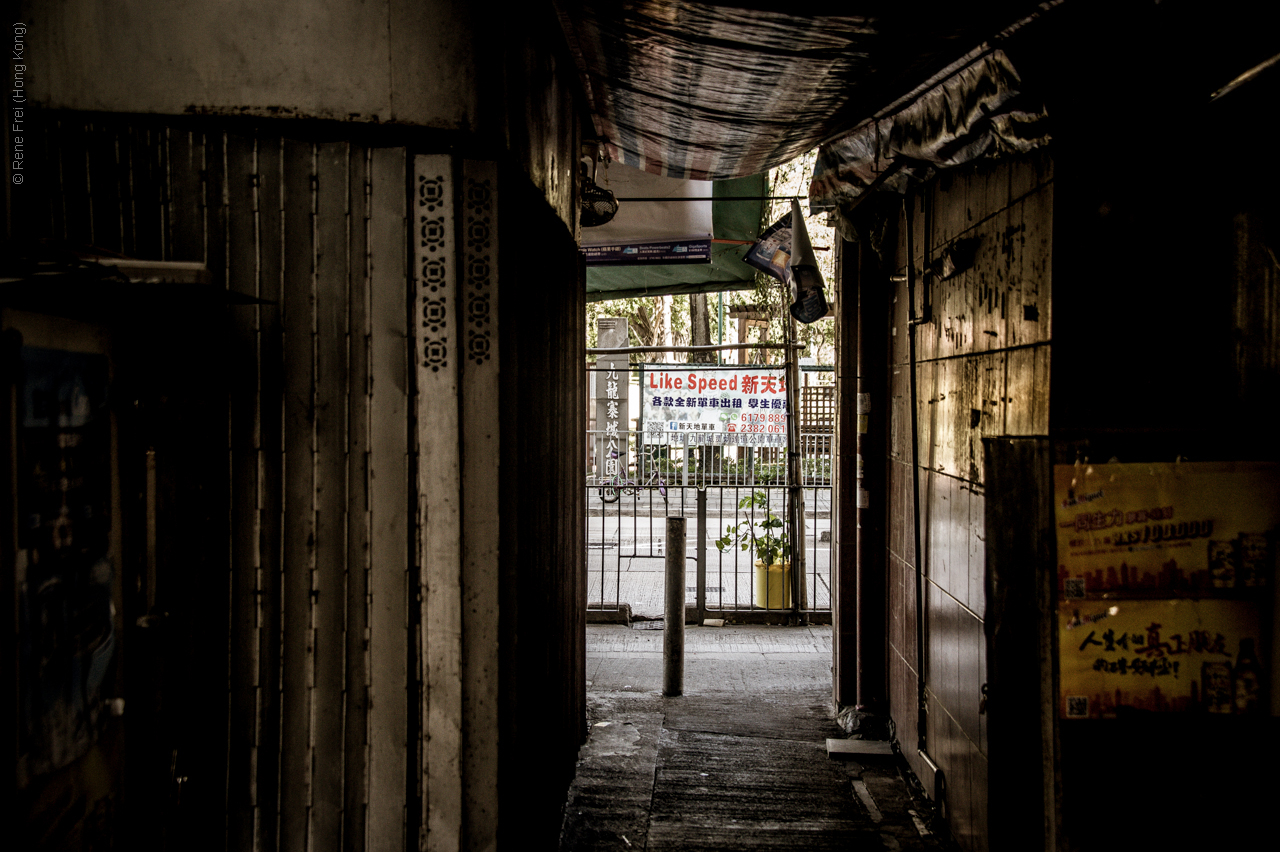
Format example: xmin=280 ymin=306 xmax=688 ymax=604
xmin=560 ymin=625 xmax=958 ymax=851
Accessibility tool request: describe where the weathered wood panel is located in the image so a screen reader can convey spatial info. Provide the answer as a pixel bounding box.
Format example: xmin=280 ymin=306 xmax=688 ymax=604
xmin=311 ymin=140 xmax=350 ymax=852
xmin=460 ymin=160 xmax=500 ymax=850
xmin=86 ymin=121 xmax=123 ymax=253
xmin=366 ymin=146 xmax=410 ymax=852
xmin=1004 ymin=345 xmax=1051 ymax=436
xmin=256 ymin=134 xmax=286 ymax=852
xmin=343 ymin=144 xmax=371 ymax=852
xmin=279 ymin=138 xmax=317 ymax=852
xmin=167 ymin=129 xmax=205 ymax=263
xmin=413 ymin=153 xmax=463 ymax=852
xmin=1232 ymin=208 xmax=1280 ymax=438
xmin=886 ymin=152 xmax=1054 ymax=852
xmin=226 ymin=131 xmax=260 ymax=852
xmin=1007 ymin=178 xmax=1053 ymax=349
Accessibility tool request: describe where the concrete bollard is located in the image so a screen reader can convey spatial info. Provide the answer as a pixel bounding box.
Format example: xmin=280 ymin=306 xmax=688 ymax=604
xmin=663 ymin=516 xmax=686 ymax=697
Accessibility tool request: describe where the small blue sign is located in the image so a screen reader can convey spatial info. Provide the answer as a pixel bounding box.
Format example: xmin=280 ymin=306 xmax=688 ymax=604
xmin=584 ymin=238 xmax=712 ymax=266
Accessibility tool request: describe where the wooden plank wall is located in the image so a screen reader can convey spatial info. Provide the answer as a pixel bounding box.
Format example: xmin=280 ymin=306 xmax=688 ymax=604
xmin=886 ymin=151 xmax=1053 ymax=852
xmin=413 ymin=153 xmax=464 ymax=850
xmin=33 ymin=115 xmax=589 ymax=852
xmin=411 ymin=155 xmax=506 ymax=852
xmin=36 ymin=118 xmax=413 ymax=852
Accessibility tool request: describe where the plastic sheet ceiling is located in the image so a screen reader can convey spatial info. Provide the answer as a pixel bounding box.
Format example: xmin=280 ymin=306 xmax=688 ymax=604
xmin=554 ymin=1 xmax=1046 ymax=181
xmin=811 ymin=49 xmax=1050 ymax=236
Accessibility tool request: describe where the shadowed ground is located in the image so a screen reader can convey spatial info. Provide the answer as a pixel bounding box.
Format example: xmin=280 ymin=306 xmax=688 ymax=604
xmin=560 ymin=625 xmax=959 ymax=851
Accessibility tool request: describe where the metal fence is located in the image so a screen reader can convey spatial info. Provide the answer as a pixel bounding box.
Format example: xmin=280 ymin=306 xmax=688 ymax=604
xmin=586 ymin=367 xmax=834 ymax=621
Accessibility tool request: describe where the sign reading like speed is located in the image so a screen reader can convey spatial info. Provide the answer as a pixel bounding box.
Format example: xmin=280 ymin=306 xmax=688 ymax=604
xmin=642 ymin=367 xmax=788 ymax=446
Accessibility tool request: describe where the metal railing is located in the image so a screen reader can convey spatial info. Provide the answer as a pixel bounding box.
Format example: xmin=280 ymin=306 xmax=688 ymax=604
xmin=585 ymin=416 xmax=833 ymax=620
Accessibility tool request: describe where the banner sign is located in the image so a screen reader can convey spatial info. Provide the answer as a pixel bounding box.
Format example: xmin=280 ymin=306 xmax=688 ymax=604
xmin=1053 ymin=461 xmax=1279 ymax=718
xmin=584 ymin=238 xmax=711 ymax=266
xmin=641 ymin=366 xmax=788 ymax=447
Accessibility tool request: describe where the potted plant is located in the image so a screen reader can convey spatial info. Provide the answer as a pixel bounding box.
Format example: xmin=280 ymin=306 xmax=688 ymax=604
xmin=715 ymin=490 xmax=792 ymax=608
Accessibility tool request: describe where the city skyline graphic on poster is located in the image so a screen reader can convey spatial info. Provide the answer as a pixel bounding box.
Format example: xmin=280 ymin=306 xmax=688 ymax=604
xmin=1053 ymin=461 xmax=1278 ymax=719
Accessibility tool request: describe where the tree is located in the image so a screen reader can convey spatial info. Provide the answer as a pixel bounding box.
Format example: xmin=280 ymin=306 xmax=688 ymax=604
xmin=688 ymin=293 xmax=715 ymax=364
xmin=587 ymin=294 xmax=691 ymax=363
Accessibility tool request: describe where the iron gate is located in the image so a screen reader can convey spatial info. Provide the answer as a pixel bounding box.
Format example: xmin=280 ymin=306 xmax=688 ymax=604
xmin=586 ymin=364 xmax=834 ymax=621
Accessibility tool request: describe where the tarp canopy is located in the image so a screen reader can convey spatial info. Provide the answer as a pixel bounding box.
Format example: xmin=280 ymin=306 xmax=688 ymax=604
xmin=811 ymin=49 xmax=1050 ymax=237
xmin=557 ymin=1 xmax=1055 ymax=302
xmin=554 ymin=1 xmax=1048 ymax=181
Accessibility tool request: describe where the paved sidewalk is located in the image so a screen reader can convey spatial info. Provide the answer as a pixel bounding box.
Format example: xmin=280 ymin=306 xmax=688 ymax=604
xmin=560 ymin=625 xmax=957 ymax=851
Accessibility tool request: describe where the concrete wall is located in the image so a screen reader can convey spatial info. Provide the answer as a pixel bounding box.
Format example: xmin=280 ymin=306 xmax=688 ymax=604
xmin=19 ymin=0 xmax=478 ymax=129
xmin=886 ymin=151 xmax=1053 ymax=852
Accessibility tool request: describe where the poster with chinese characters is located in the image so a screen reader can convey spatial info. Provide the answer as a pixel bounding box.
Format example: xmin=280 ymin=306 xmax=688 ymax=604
xmin=641 ymin=366 xmax=788 ymax=448
xmin=1053 ymin=461 xmax=1279 ymax=718
xmin=593 ymin=318 xmax=631 ymax=481
xmin=594 ymin=360 xmax=629 ymax=478
xmin=1058 ymin=599 xmax=1262 ymax=718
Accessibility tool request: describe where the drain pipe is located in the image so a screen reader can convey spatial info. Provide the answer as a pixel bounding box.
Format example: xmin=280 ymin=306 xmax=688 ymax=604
xmin=902 ymin=194 xmax=940 ymax=788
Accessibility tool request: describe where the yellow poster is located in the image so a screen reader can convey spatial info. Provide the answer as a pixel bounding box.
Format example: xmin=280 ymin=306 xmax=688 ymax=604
xmin=1053 ymin=461 xmax=1279 ymax=718
xmin=1058 ymin=598 xmax=1262 ymax=718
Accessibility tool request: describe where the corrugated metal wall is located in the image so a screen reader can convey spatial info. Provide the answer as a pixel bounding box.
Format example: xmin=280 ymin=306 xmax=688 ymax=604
xmin=887 ymin=151 xmax=1053 ymax=852
xmin=37 ymin=118 xmax=415 ymax=852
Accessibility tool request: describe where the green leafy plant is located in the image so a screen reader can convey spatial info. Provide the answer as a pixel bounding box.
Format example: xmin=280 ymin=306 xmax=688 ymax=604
xmin=715 ymin=490 xmax=790 ymax=566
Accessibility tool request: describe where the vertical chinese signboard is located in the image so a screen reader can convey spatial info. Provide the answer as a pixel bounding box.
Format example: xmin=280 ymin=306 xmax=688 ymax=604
xmin=1055 ymin=461 xmax=1279 ymax=719
xmin=641 ymin=366 xmax=788 ymax=448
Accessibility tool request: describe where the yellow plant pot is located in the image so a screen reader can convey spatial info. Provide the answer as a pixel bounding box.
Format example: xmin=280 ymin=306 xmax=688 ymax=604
xmin=754 ymin=560 xmax=792 ymax=609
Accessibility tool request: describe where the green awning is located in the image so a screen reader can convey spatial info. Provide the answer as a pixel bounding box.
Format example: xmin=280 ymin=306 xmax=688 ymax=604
xmin=585 ymin=173 xmax=767 ymax=302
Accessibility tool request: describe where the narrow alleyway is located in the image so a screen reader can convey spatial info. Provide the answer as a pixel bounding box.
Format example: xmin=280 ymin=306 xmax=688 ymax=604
xmin=559 ymin=625 xmax=958 ymax=851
